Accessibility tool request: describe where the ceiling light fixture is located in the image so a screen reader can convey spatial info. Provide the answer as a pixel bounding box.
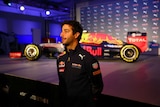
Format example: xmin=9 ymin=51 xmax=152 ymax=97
xmin=3 ymin=0 xmax=12 ymax=6
xmin=7 ymin=2 xmax=11 ymax=6
xmin=20 ymin=5 xmax=25 ymax=11
xmin=45 ymin=10 xmax=51 ymax=15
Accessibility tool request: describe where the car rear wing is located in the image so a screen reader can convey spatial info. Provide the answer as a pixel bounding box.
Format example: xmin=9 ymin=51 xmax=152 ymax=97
xmin=127 ymin=31 xmax=148 ymax=53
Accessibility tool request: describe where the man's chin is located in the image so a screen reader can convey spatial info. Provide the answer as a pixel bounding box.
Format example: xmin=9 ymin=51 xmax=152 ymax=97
xmin=64 ymin=44 xmax=69 ymax=46
xmin=61 ymin=42 xmax=68 ymax=46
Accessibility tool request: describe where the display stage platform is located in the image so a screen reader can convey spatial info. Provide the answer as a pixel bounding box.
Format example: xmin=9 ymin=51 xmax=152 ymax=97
xmin=0 ymin=54 xmax=160 ymax=107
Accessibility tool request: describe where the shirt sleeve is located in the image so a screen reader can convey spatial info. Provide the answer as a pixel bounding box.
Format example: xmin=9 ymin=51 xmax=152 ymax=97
xmin=85 ymin=56 xmax=104 ymax=97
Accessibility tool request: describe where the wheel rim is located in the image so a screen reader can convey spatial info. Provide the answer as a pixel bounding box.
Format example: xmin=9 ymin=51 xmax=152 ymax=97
xmin=26 ymin=47 xmax=38 ymax=57
xmin=123 ymin=48 xmax=136 ymax=59
xmin=120 ymin=45 xmax=139 ymax=62
xmin=24 ymin=44 xmax=41 ymax=61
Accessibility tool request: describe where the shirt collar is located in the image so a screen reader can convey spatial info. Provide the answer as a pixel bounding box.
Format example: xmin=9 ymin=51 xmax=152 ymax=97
xmin=65 ymin=44 xmax=81 ymax=54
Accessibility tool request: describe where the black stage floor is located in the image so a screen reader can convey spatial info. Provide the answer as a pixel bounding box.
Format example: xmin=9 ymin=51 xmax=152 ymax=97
xmin=0 ymin=54 xmax=160 ymax=107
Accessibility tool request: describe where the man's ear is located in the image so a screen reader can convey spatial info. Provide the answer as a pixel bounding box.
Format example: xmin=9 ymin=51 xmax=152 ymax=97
xmin=74 ymin=32 xmax=80 ymax=39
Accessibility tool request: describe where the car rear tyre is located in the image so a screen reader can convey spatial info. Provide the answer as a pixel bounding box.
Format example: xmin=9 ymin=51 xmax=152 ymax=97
xmin=120 ymin=44 xmax=140 ymax=63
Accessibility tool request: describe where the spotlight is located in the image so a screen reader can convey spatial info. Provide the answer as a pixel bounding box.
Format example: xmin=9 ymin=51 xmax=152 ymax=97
xmin=45 ymin=10 xmax=51 ymax=15
xmin=20 ymin=5 xmax=25 ymax=11
xmin=7 ymin=2 xmax=11 ymax=6
xmin=3 ymin=0 xmax=9 ymax=4
xmin=3 ymin=0 xmax=11 ymax=6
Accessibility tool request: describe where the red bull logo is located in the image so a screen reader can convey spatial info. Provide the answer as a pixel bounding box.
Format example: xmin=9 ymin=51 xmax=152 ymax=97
xmin=82 ymin=45 xmax=102 ymax=56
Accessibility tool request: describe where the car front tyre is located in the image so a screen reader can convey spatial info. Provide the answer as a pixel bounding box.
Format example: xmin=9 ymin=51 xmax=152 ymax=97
xmin=24 ymin=44 xmax=42 ymax=61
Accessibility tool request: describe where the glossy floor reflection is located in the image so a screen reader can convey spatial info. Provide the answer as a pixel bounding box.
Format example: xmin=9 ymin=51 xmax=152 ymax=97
xmin=0 ymin=54 xmax=160 ymax=107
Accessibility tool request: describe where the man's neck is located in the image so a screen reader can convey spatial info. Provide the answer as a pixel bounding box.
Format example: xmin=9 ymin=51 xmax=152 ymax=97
xmin=66 ymin=41 xmax=78 ymax=51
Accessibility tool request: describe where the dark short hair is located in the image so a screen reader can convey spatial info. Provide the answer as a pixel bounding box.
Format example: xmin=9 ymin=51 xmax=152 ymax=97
xmin=61 ymin=20 xmax=83 ymax=41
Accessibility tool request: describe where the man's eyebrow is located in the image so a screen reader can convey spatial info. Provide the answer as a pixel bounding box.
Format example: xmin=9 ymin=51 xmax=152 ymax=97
xmin=64 ymin=29 xmax=69 ymax=31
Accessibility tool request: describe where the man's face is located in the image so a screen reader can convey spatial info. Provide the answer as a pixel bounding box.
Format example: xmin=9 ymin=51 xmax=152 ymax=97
xmin=60 ymin=24 xmax=76 ymax=45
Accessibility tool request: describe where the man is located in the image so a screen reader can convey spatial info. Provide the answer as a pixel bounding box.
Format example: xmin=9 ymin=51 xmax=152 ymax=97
xmin=56 ymin=20 xmax=103 ymax=107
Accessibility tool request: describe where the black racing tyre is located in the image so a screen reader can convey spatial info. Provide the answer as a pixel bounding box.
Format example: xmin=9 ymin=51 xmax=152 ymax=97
xmin=120 ymin=44 xmax=140 ymax=63
xmin=24 ymin=44 xmax=42 ymax=61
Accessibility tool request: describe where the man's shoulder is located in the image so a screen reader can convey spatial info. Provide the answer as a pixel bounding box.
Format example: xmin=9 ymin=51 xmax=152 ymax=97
xmin=79 ymin=47 xmax=98 ymax=60
xmin=79 ymin=47 xmax=91 ymax=55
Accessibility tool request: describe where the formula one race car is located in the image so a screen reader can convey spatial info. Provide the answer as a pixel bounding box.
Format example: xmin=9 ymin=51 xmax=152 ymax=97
xmin=23 ymin=31 xmax=148 ymax=63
